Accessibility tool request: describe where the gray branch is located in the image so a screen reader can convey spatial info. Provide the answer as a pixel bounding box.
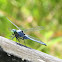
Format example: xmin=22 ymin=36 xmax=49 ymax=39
xmin=0 ymin=36 xmax=62 ymax=62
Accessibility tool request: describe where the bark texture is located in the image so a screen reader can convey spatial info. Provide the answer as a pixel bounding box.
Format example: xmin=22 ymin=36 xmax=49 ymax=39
xmin=0 ymin=36 xmax=62 ymax=62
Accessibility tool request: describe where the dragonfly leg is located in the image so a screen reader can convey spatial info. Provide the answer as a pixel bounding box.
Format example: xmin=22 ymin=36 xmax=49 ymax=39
xmin=22 ymin=37 xmax=26 ymax=46
xmin=9 ymin=35 xmax=15 ymax=40
xmin=12 ymin=36 xmax=15 ymax=39
xmin=20 ymin=37 xmax=23 ymax=40
xmin=20 ymin=37 xmax=26 ymax=46
xmin=17 ymin=38 xmax=20 ymax=42
xmin=16 ymin=38 xmax=18 ymax=42
xmin=24 ymin=40 xmax=26 ymax=46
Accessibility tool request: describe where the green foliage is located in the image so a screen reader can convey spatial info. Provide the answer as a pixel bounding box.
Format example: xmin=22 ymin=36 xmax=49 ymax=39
xmin=0 ymin=0 xmax=62 ymax=59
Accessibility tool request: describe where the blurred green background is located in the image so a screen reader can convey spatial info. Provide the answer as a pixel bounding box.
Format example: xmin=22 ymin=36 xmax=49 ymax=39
xmin=0 ymin=0 xmax=62 ymax=59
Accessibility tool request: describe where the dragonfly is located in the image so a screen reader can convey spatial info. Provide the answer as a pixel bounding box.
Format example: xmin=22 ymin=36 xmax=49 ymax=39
xmin=6 ymin=18 xmax=47 ymax=46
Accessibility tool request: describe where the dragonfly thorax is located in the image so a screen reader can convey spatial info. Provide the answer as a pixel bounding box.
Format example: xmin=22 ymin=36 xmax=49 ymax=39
xmin=17 ymin=30 xmax=25 ymax=37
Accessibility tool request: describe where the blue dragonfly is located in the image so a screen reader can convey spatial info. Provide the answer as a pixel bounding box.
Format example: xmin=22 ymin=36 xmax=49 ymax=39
xmin=6 ymin=18 xmax=47 ymax=46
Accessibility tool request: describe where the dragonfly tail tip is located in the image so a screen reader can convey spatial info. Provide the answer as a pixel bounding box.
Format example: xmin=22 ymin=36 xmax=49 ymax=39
xmin=43 ymin=43 xmax=47 ymax=46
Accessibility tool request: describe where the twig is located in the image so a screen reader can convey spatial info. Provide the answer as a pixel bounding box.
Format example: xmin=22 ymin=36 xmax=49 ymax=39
xmin=0 ymin=36 xmax=62 ymax=62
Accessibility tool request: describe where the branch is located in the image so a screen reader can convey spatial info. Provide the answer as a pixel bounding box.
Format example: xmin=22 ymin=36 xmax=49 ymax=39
xmin=0 ymin=36 xmax=62 ymax=62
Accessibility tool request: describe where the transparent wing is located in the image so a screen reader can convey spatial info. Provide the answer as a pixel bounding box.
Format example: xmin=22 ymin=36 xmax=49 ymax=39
xmin=23 ymin=26 xmax=45 ymax=33
xmin=6 ymin=17 xmax=21 ymax=30
xmin=6 ymin=18 xmax=44 ymax=32
xmin=24 ymin=35 xmax=47 ymax=46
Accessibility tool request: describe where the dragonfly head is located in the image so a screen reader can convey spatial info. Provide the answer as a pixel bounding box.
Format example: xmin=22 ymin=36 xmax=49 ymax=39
xmin=11 ymin=29 xmax=16 ymax=33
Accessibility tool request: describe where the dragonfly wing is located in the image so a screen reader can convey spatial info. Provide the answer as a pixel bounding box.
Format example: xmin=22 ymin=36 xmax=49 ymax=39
xmin=23 ymin=26 xmax=45 ymax=33
xmin=6 ymin=17 xmax=21 ymax=30
xmin=24 ymin=35 xmax=47 ymax=46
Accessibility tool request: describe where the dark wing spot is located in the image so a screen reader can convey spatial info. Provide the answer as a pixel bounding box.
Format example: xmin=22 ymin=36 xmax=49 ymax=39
xmin=22 ymin=31 xmax=23 ymax=32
